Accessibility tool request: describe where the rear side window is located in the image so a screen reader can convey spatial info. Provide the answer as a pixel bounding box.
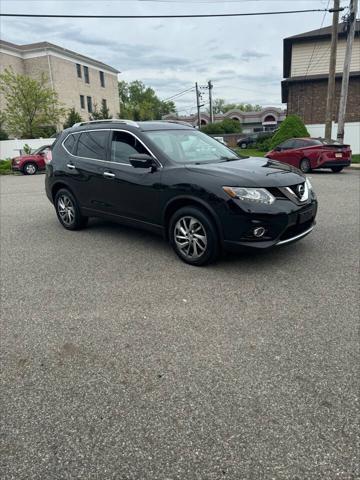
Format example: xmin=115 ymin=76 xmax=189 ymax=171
xmin=111 ymin=131 xmax=147 ymax=164
xmin=76 ymin=131 xmax=109 ymax=160
xmin=280 ymin=139 xmax=295 ymax=149
xmin=63 ymin=134 xmax=77 ymax=155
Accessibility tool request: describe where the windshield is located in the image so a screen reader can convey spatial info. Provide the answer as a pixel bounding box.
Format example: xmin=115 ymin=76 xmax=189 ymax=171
xmin=145 ymin=129 xmax=239 ymax=164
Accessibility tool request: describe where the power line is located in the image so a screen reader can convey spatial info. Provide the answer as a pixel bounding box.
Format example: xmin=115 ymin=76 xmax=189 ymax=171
xmin=0 ymin=8 xmax=337 ymax=19
xmin=162 ymin=87 xmax=195 ymax=102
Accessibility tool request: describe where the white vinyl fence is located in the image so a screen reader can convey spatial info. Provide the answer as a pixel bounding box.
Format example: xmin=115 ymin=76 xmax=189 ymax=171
xmin=306 ymin=122 xmax=360 ymax=154
xmin=0 ymin=138 xmax=55 ymax=159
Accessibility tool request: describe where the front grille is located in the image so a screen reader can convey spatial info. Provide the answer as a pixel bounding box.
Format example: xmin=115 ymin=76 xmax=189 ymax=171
xmin=287 ymin=183 xmax=305 ymax=200
xmin=279 ymin=219 xmax=314 ymax=241
xmin=267 ymin=187 xmax=287 ymax=199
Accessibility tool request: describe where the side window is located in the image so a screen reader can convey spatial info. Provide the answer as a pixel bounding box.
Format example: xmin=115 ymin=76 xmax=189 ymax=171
xmin=280 ymin=139 xmax=295 ymax=150
xmin=293 ymin=139 xmax=307 ymax=148
xmin=63 ymin=134 xmax=77 ymax=155
xmin=111 ymin=131 xmax=147 ymax=164
xmin=76 ymin=131 xmax=109 ymax=160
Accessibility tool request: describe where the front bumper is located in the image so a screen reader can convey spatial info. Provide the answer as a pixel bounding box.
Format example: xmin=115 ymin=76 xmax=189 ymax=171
xmin=221 ymin=197 xmax=318 ymax=251
xmin=11 ymin=164 xmax=21 ymax=171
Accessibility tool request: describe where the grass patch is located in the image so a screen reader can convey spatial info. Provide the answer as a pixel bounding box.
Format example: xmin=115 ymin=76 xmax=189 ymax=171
xmin=234 ymin=148 xmax=266 ymax=158
xmin=351 ymin=154 xmax=360 ymax=164
xmin=0 ymin=159 xmax=12 ymax=175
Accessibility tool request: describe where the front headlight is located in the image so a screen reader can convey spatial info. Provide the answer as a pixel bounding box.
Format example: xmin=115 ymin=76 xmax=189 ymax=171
xmin=223 ymin=186 xmax=275 ymax=205
xmin=306 ymin=177 xmax=312 ymax=190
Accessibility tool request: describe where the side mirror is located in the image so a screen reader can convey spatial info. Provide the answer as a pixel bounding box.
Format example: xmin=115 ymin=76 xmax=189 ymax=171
xmin=129 ymin=153 xmax=156 ymax=169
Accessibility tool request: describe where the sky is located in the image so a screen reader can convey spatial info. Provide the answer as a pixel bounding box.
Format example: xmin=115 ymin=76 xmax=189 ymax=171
xmin=0 ymin=0 xmax=348 ymax=115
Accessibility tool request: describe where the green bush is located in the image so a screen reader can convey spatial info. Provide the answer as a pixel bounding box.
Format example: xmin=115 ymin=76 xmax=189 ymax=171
xmin=270 ymin=115 xmax=309 ymax=149
xmin=0 ymin=159 xmax=12 ymax=175
xmin=255 ymin=137 xmax=273 ymax=152
xmin=201 ymin=118 xmax=242 ymax=135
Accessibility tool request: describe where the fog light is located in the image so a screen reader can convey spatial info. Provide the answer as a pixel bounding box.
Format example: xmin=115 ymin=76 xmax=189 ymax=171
xmin=253 ymin=226 xmax=266 ymax=238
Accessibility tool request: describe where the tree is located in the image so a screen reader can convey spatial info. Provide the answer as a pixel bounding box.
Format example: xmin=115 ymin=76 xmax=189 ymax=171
xmin=209 ymin=98 xmax=262 ymax=114
xmin=90 ymin=101 xmax=111 ymax=120
xmin=63 ymin=108 xmax=83 ymax=129
xmin=118 ymin=80 xmax=176 ymax=120
xmin=201 ymin=118 xmax=242 ymax=135
xmin=270 ymin=114 xmax=309 ymax=149
xmin=0 ymin=68 xmax=65 ymax=138
xmin=0 ymin=111 xmax=8 ymax=140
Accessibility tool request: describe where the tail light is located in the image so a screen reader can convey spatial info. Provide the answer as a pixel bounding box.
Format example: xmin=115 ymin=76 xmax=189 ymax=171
xmin=44 ymin=149 xmax=52 ymax=164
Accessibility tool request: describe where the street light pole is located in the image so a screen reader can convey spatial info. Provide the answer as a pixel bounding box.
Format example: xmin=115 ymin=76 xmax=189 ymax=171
xmin=208 ymin=80 xmax=214 ymax=123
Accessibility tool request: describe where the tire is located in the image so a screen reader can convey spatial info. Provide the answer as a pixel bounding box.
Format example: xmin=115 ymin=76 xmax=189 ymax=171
xmin=331 ymin=166 xmax=344 ymax=173
xmin=169 ymin=206 xmax=219 ymax=266
xmin=23 ymin=162 xmax=38 ymax=175
xmin=54 ymin=188 xmax=88 ymax=230
xmin=299 ymin=158 xmax=311 ymax=173
xmin=240 ymin=142 xmax=247 ymax=149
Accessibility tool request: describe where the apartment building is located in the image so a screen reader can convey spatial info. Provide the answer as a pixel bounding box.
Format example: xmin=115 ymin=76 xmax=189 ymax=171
xmin=0 ymin=40 xmax=120 ymax=122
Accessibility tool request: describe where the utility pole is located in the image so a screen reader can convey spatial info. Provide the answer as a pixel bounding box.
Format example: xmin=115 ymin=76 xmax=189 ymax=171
xmin=324 ymin=0 xmax=340 ymax=140
xmin=337 ymin=0 xmax=358 ymax=142
xmin=195 ymin=82 xmax=201 ymax=128
xmin=208 ymin=80 xmax=214 ymax=123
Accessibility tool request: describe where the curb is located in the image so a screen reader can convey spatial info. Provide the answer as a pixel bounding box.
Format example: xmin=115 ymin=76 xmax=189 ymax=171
xmin=349 ymin=164 xmax=360 ymax=170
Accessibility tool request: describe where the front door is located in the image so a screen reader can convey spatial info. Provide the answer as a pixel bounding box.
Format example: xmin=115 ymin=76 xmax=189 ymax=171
xmin=99 ymin=130 xmax=163 ymax=226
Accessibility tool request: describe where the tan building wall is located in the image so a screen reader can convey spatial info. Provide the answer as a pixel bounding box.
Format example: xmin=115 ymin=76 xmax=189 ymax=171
xmin=291 ymin=37 xmax=360 ymax=77
xmin=0 ymin=52 xmax=25 ymax=112
xmin=0 ymin=42 xmax=120 ymax=128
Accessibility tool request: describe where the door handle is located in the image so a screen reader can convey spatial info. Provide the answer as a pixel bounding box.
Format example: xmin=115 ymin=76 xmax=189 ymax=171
xmin=67 ymin=163 xmax=76 ymax=170
xmin=103 ymin=171 xmax=115 ymax=178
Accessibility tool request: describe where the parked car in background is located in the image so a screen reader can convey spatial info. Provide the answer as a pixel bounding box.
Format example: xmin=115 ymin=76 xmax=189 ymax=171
xmin=266 ymin=138 xmax=352 ymax=173
xmin=11 ymin=145 xmax=52 ymax=175
xmin=237 ymin=131 xmax=273 ymax=149
xmin=45 ymin=119 xmax=317 ymax=266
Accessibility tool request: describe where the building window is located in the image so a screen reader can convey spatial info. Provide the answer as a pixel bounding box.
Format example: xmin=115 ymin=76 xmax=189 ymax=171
xmin=102 ymin=99 xmax=107 ymax=110
xmin=76 ymin=63 xmax=82 ymax=78
xmin=84 ymin=66 xmax=89 ymax=83
xmin=87 ymin=96 xmax=93 ymax=113
xmin=100 ymin=71 xmax=105 ymax=87
xmin=80 ymin=95 xmax=85 ymax=109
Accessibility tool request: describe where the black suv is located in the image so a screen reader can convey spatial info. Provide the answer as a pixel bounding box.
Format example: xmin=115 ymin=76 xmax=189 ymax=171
xmin=45 ymin=120 xmax=317 ymax=265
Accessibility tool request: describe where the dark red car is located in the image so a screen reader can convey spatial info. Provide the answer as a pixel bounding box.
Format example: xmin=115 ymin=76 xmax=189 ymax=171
xmin=11 ymin=145 xmax=52 ymax=175
xmin=266 ymin=138 xmax=352 ymax=173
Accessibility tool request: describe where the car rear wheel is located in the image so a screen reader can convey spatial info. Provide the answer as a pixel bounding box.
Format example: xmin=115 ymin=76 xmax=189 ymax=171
xmin=169 ymin=206 xmax=219 ymax=266
xmin=23 ymin=162 xmax=38 ymax=175
xmin=54 ymin=188 xmax=88 ymax=230
xmin=299 ymin=158 xmax=311 ymax=173
xmin=331 ymin=166 xmax=344 ymax=173
xmin=240 ymin=142 xmax=247 ymax=149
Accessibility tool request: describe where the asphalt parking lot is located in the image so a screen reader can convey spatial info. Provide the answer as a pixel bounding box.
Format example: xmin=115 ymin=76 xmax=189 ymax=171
xmin=1 ymin=170 xmax=359 ymax=480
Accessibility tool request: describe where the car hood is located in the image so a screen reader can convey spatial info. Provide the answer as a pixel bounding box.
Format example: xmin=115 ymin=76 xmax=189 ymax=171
xmin=185 ymin=157 xmax=304 ymax=187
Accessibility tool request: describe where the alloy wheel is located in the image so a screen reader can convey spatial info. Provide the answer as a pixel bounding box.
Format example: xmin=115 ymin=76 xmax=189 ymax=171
xmin=174 ymin=216 xmax=208 ymax=260
xmin=25 ymin=163 xmax=37 ymax=175
xmin=57 ymin=194 xmax=75 ymax=226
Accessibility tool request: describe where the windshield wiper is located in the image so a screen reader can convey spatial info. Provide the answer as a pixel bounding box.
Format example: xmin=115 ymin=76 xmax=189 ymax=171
xmin=220 ymin=156 xmax=240 ymax=162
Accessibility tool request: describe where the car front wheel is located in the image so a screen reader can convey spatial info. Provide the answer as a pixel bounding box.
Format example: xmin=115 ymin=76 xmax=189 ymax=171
xmin=240 ymin=142 xmax=247 ymax=149
xmin=169 ymin=207 xmax=219 ymax=266
xmin=23 ymin=162 xmax=38 ymax=175
xmin=54 ymin=188 xmax=88 ymax=230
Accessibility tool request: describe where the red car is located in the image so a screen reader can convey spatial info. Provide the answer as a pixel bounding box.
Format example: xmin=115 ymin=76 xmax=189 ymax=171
xmin=266 ymin=137 xmax=352 ymax=173
xmin=11 ymin=145 xmax=52 ymax=175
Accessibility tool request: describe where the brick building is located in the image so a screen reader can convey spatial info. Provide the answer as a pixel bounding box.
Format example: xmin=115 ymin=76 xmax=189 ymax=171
xmin=282 ymin=21 xmax=360 ymax=125
xmin=0 ymin=40 xmax=120 ymax=123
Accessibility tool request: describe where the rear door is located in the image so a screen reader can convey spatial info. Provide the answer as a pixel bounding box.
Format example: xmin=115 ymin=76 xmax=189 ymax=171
xmin=63 ymin=129 xmax=111 ymax=210
xmin=98 ymin=129 xmax=163 ymax=225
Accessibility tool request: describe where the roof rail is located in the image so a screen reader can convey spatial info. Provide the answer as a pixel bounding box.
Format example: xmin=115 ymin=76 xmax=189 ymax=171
xmin=157 ymin=120 xmax=194 ymax=128
xmin=72 ymin=119 xmax=139 ymax=128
